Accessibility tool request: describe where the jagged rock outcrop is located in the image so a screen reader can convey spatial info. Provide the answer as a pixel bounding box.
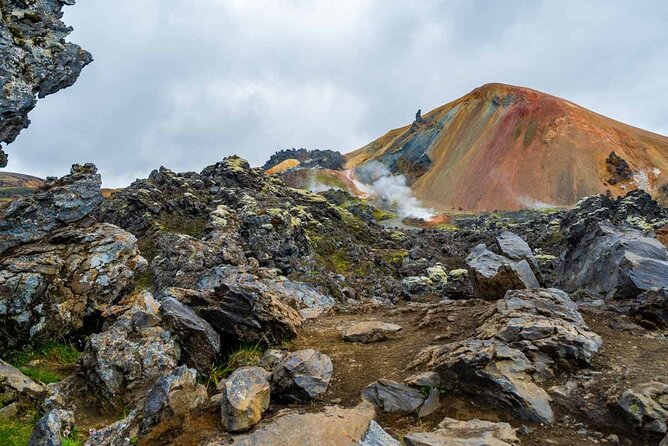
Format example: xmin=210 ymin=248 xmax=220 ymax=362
xmin=79 ymin=291 xmax=180 ymax=407
xmin=411 ymin=288 xmax=601 ymax=424
xmin=495 ymin=231 xmax=542 ymax=280
xmin=362 ymin=379 xmax=426 ymax=415
xmin=559 ymin=220 xmax=668 ymax=299
xmin=29 ymin=408 xmax=75 ymax=446
xmin=0 ymin=164 xmax=145 ymax=349
xmin=466 ymin=243 xmax=539 ymax=299
xmin=0 ymin=0 xmax=92 ymax=166
xmin=630 ymin=288 xmax=668 ymax=329
xmin=0 ymin=163 xmax=103 ymax=253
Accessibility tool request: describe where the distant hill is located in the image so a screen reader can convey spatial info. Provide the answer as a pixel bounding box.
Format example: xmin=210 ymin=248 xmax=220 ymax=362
xmin=347 ymin=83 xmax=668 ymax=211
xmin=0 ymin=172 xmax=44 ymax=202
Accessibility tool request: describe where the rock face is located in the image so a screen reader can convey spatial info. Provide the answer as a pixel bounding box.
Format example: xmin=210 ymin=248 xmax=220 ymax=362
xmin=0 ymin=1 xmax=92 ymax=166
xmin=412 ymin=288 xmax=601 ymax=424
xmin=341 ymin=321 xmax=403 ymax=343
xmin=466 ymin=243 xmax=539 ymax=299
xmin=357 ymin=420 xmax=401 ymax=446
xmin=559 ymin=220 xmax=668 ymax=299
xmin=29 ymin=408 xmax=74 ymax=446
xmin=227 ymin=402 xmax=376 ymax=446
xmin=404 ymin=418 xmax=520 ymax=446
xmin=616 ymin=382 xmax=668 ymax=436
xmin=159 ymin=297 xmax=221 ymax=374
xmin=362 ymin=379 xmax=426 ymax=414
xmin=80 ymin=292 xmax=180 ymax=406
xmin=0 ymin=164 xmax=103 ymax=253
xmin=0 ymin=165 xmax=145 ymax=349
xmin=272 ymin=349 xmax=333 ymax=401
xmin=221 ymin=366 xmax=271 ymax=432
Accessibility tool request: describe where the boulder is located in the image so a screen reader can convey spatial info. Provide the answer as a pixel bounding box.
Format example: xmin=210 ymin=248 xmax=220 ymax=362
xmin=357 ymin=420 xmax=401 ymax=446
xmin=616 ymin=381 xmax=668 ymax=435
xmin=559 ymin=221 xmax=668 ymax=299
xmin=362 ymin=379 xmax=426 ymax=414
xmin=411 ymin=288 xmax=601 ymax=424
xmin=79 ymin=292 xmax=180 ymax=406
xmin=29 ymin=409 xmax=75 ymax=446
xmin=258 ymin=349 xmax=288 ymax=375
xmin=466 ymin=244 xmax=539 ymax=300
xmin=221 ymin=366 xmax=271 ymax=432
xmin=496 ymin=231 xmax=542 ymax=279
xmin=0 ymin=222 xmax=146 ymax=349
xmin=341 ymin=321 xmax=403 ymax=343
xmin=267 ymin=279 xmax=335 ymax=319
xmin=0 ymin=359 xmax=45 ymax=400
xmin=159 ymin=297 xmax=221 ymax=373
xmin=405 ymin=372 xmax=440 ymax=388
xmin=272 ymin=349 xmax=333 ymax=401
xmin=426 ymin=264 xmax=449 ymax=286
xmin=226 ymin=401 xmax=376 ymax=446
xmin=404 ymin=417 xmax=520 ymax=446
xmin=402 ymin=276 xmax=434 ymax=297
xmin=142 ymin=365 xmax=207 ymax=431
xmin=0 ymin=164 xmax=103 ymax=254
xmin=630 ymin=288 xmax=668 ymax=329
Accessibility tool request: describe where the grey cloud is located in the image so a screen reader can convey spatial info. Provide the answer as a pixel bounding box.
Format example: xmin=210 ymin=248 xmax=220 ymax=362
xmin=8 ymin=0 xmax=668 ymax=187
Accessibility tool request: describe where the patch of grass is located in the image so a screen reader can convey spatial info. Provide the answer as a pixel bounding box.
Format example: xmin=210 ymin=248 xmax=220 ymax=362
xmin=7 ymin=342 xmax=80 ymax=385
xmin=62 ymin=428 xmax=84 ymax=446
xmin=0 ymin=408 xmax=38 ymax=446
xmin=208 ymin=343 xmax=265 ymax=388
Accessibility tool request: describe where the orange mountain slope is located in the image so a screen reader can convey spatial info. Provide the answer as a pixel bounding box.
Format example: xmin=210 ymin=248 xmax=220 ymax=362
xmin=346 ymin=83 xmax=668 ymax=211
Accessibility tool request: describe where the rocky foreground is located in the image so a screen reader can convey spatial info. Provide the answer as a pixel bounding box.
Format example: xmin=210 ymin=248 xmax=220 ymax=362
xmin=1 ymin=158 xmax=668 ymax=445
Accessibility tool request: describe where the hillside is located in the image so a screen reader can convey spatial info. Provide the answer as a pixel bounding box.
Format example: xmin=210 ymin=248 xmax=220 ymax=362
xmin=347 ymin=83 xmax=668 ymax=211
xmin=0 ymin=171 xmax=43 ymax=202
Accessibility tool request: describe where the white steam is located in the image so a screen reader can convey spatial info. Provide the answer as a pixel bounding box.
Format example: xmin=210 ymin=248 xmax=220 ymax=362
xmin=355 ymin=161 xmax=434 ymax=220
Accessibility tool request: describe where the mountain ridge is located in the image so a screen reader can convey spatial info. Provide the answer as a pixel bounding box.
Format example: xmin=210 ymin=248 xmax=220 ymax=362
xmin=347 ymin=83 xmax=668 ymax=211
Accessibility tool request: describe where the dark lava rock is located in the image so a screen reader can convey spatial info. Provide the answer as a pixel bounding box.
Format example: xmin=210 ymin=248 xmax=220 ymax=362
xmin=559 ymin=220 xmax=668 ymax=299
xmin=0 ymin=0 xmax=92 ymax=165
xmin=361 ymin=379 xmax=425 ymax=415
xmin=630 ymin=288 xmax=668 ymax=329
xmin=272 ymin=349 xmax=333 ymax=402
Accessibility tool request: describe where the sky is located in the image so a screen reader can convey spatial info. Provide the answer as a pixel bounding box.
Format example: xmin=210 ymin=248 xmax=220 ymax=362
xmin=6 ymin=0 xmax=668 ymax=187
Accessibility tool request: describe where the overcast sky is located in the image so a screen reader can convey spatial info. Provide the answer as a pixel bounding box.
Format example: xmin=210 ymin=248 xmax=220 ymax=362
xmin=7 ymin=0 xmax=668 ymax=187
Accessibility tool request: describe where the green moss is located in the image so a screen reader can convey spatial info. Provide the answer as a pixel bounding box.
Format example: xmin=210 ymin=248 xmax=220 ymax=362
xmin=6 ymin=342 xmax=80 ymax=385
xmin=160 ymin=213 xmax=207 ymax=238
xmin=513 ymin=125 xmax=522 ymax=141
xmin=383 ymin=249 xmax=408 ymax=268
xmin=372 ymin=208 xmax=396 ymax=221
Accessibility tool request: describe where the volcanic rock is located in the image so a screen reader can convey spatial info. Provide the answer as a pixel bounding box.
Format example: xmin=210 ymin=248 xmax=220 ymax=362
xmin=0 ymin=1 xmax=92 ymax=165
xmin=220 ymin=366 xmax=271 ymax=432
xmin=630 ymin=288 xmax=668 ymax=329
xmin=466 ymin=243 xmax=539 ymax=299
xmin=29 ymin=409 xmax=74 ymax=446
xmin=272 ymin=349 xmax=333 ymax=402
xmin=404 ymin=417 xmax=520 ymax=446
xmin=616 ymin=381 xmax=668 ymax=435
xmin=362 ymin=379 xmax=426 ymax=414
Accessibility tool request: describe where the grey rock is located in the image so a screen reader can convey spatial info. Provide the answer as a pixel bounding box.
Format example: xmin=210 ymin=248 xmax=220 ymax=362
xmin=0 ymin=221 xmax=146 ymax=349
xmin=0 ymin=164 xmax=103 ymax=254
xmin=227 ymin=401 xmax=376 ymax=446
xmin=402 ymin=276 xmax=434 ymax=297
xmin=0 ymin=1 xmax=92 ymax=164
xmin=559 ymin=221 xmax=668 ymax=299
xmin=0 ymin=359 xmax=45 ymax=399
xmin=221 ymin=366 xmax=271 ymax=432
xmin=418 ymin=388 xmax=441 ymax=418
xmin=631 ymin=288 xmax=668 ymax=329
xmin=405 ymin=371 xmax=441 ymax=388
xmin=79 ymin=291 xmax=180 ymax=406
xmin=159 ymin=296 xmax=221 ymax=373
xmin=29 ymin=409 xmax=74 ymax=446
xmin=258 ymin=349 xmax=288 ymax=375
xmin=616 ymin=381 xmax=668 ymax=435
xmin=341 ymin=321 xmax=403 ymax=343
xmin=466 ymin=244 xmax=539 ymax=300
xmin=84 ymin=411 xmax=140 ymax=446
xmin=268 ymin=279 xmax=335 ymax=319
xmin=404 ymin=417 xmax=520 ymax=446
xmin=496 ymin=231 xmax=542 ymax=279
xmin=412 ymin=288 xmax=601 ymax=424
xmin=273 ymin=349 xmax=333 ymax=401
xmin=357 ymin=420 xmax=401 ymax=446
xmin=362 ymin=379 xmax=426 ymax=414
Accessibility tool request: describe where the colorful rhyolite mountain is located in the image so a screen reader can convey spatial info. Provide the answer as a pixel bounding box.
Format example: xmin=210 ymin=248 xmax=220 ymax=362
xmin=346 ymin=83 xmax=668 ymax=211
